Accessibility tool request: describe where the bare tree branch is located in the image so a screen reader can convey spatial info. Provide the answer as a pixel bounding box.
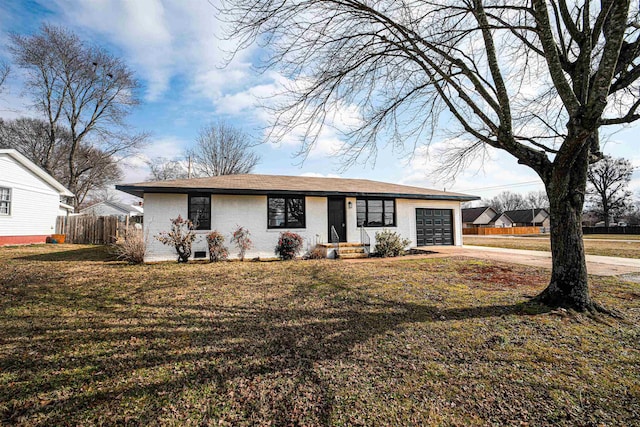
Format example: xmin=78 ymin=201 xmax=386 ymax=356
xmin=0 ymin=60 xmax=9 ymax=92
xmin=187 ymin=121 xmax=260 ymax=176
xmin=9 ymin=24 xmax=145 ymax=208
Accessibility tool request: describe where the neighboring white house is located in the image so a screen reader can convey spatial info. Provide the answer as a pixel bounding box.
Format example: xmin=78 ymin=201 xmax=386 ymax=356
xmin=80 ymin=201 xmax=143 ymax=222
xmin=116 ymin=174 xmax=479 ymax=262
xmin=0 ymin=149 xmax=74 ymax=245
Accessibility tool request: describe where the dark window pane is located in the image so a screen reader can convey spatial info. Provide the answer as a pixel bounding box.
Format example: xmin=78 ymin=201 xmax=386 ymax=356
xmin=189 ymin=195 xmax=210 ymax=230
xmin=268 ymin=197 xmax=285 ymax=227
xmin=268 ymin=196 xmax=305 ymax=228
xmin=368 ymin=200 xmax=383 ymax=212
xmin=286 ymin=197 xmax=305 ymax=228
xmin=368 ymin=212 xmax=383 ymax=226
xmin=357 ymin=198 xmax=395 ymax=227
xmin=384 ymin=213 xmax=394 ymax=226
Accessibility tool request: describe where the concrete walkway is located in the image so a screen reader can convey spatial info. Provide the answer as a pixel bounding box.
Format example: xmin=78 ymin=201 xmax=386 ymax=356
xmin=428 ymin=245 xmax=640 ymax=276
xmin=466 ymin=235 xmax=640 ymax=243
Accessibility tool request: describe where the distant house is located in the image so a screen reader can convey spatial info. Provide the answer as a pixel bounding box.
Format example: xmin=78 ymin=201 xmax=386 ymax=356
xmin=0 ymin=149 xmax=74 ymax=245
xmin=491 ymin=212 xmax=514 ymax=228
xmin=80 ymin=201 xmax=143 ymax=222
xmin=117 ymin=174 xmax=479 ymax=262
xmin=461 ymin=206 xmax=499 ymax=228
xmin=502 ymin=209 xmax=550 ymax=227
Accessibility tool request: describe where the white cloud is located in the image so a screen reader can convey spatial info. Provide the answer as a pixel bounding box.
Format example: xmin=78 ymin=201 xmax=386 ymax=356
xmin=49 ymin=0 xmax=258 ymax=103
xmin=119 ymin=135 xmax=190 ymax=183
xmin=52 ymin=0 xmax=174 ymax=101
xmin=299 ymin=172 xmax=342 ymax=178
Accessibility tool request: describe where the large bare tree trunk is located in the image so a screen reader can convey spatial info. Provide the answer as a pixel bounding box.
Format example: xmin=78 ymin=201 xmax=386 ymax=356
xmin=536 ymin=142 xmax=596 ymax=311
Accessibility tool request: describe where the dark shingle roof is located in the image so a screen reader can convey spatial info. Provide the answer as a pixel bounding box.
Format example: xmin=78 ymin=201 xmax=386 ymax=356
xmin=462 ymin=207 xmax=493 ymax=223
xmin=502 ymin=208 xmax=548 ymax=223
xmin=116 ymin=174 xmax=479 ymax=201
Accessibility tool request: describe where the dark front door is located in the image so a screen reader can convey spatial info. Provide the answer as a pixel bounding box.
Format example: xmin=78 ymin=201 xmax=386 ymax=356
xmin=328 ymin=197 xmax=347 ymax=242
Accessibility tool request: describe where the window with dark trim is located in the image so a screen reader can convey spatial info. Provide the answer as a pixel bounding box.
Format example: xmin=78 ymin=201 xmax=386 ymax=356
xmin=0 ymin=187 xmax=10 ymax=215
xmin=268 ymin=196 xmax=305 ymax=228
xmin=188 ymin=194 xmax=211 ymax=230
xmin=356 ymin=198 xmax=396 ymax=227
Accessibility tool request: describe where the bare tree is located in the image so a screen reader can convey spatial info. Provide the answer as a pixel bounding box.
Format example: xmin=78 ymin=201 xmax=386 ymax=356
xmin=0 ymin=118 xmax=122 ymax=206
xmin=485 ymin=191 xmax=527 ymax=212
xmin=0 ymin=60 xmax=9 ymax=92
xmin=9 ymin=24 xmax=145 ymax=208
xmin=146 ymin=157 xmax=189 ymax=181
xmin=0 ymin=118 xmax=68 ymax=175
xmin=524 ymin=190 xmax=550 ymax=210
xmin=485 ymin=190 xmax=549 ymax=211
xmin=187 ymin=121 xmax=260 ymax=176
xmin=70 ymin=145 xmax=123 ymax=207
xmin=587 ymin=155 xmax=633 ymax=229
xmin=222 ymin=0 xmax=640 ymax=312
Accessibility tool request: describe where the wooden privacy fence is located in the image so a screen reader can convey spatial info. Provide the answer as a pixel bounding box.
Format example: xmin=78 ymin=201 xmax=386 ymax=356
xmin=463 ymin=226 xmax=543 ymax=235
xmin=56 ymin=216 xmax=119 ymax=244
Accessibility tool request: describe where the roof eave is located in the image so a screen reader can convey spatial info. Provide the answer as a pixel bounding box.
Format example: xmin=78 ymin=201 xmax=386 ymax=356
xmin=115 ymin=185 xmax=480 ymax=202
xmin=1 ymin=149 xmax=74 ymax=197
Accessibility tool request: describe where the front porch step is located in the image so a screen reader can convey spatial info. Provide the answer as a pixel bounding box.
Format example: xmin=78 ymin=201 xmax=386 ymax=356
xmin=339 ymin=252 xmax=369 ymax=259
xmin=318 ymin=242 xmax=369 ymax=248
xmin=338 ymin=247 xmax=365 ymax=254
xmin=316 ymin=242 xmax=370 ymax=259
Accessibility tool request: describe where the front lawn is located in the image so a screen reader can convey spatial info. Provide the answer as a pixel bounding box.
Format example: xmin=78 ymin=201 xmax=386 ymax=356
xmin=464 ymin=235 xmax=640 ymax=259
xmin=1 ymin=244 xmax=639 ymax=426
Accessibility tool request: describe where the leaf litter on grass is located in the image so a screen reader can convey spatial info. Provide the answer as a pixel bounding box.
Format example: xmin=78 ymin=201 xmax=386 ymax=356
xmin=0 ymin=245 xmax=638 ymax=426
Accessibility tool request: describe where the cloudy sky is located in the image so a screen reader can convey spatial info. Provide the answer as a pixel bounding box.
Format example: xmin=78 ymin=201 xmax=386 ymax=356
xmin=0 ymin=0 xmax=639 ymax=203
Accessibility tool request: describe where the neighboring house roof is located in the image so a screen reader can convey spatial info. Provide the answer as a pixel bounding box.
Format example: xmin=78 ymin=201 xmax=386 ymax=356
xmin=116 ymin=174 xmax=479 ymax=201
xmin=80 ymin=201 xmax=143 ymax=216
xmin=502 ymin=208 xmax=549 ymax=224
xmin=0 ymin=149 xmax=74 ymax=197
xmin=462 ymin=206 xmax=496 ymax=223
xmin=491 ymin=212 xmax=514 ymax=224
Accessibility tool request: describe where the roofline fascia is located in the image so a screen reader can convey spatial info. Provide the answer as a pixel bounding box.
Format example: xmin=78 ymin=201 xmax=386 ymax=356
xmin=1 ymin=149 xmax=74 ymax=197
xmin=115 ymin=185 xmax=480 ymax=202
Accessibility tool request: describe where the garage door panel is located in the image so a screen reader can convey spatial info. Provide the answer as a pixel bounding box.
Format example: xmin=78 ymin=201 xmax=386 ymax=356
xmin=416 ymin=208 xmax=453 ymax=246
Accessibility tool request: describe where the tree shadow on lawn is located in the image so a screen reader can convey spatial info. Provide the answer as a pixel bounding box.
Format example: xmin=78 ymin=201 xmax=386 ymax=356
xmin=0 ymin=283 xmax=552 ymax=426
xmin=15 ymin=245 xmax=115 ymax=262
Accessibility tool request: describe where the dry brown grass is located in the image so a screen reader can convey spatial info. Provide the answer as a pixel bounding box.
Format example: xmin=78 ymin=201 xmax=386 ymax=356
xmin=464 ymin=235 xmax=640 ymax=258
xmin=1 ymin=244 xmax=639 ymax=426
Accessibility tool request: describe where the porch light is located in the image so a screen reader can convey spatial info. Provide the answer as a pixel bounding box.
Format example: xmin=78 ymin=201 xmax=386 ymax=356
xmin=348 ymin=201 xmax=353 ymax=209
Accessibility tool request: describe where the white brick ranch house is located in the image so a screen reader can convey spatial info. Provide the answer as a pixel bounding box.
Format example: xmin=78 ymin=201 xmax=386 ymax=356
xmin=116 ymin=174 xmax=478 ymax=262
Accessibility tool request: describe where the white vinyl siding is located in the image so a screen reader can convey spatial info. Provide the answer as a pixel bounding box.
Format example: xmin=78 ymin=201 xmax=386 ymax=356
xmin=0 ymin=154 xmax=62 ymax=237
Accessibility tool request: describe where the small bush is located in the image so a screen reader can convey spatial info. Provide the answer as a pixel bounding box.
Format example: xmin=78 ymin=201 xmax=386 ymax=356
xmin=306 ymin=245 xmax=326 ymax=260
xmin=113 ymin=227 xmax=146 ymax=264
xmin=231 ymin=225 xmax=253 ymax=261
xmin=275 ymin=231 xmax=304 ymax=260
xmin=374 ymin=230 xmax=410 ymax=257
xmin=156 ymin=215 xmax=196 ymax=263
xmin=206 ymin=231 xmax=228 ymax=262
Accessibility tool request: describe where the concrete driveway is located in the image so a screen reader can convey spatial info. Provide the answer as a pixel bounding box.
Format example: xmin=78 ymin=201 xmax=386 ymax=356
xmin=427 ymin=245 xmax=640 ymax=277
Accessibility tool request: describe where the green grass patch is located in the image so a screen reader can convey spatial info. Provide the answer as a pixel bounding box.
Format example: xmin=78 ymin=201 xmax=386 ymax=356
xmin=0 ymin=244 xmax=638 ymax=425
